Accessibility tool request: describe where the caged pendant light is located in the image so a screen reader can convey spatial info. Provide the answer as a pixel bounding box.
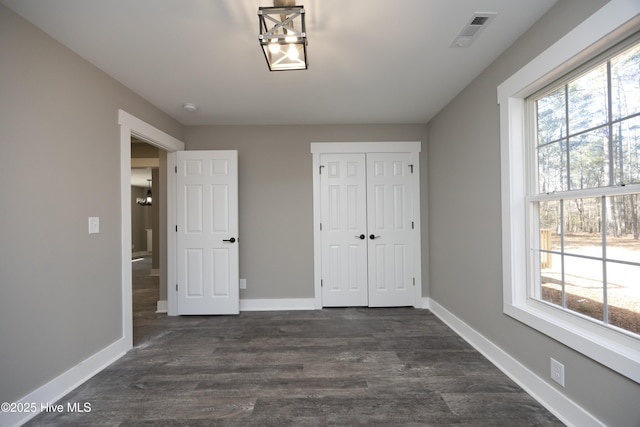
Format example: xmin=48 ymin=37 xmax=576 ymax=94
xmin=258 ymin=1 xmax=308 ymax=71
xmin=136 ymin=179 xmax=152 ymax=206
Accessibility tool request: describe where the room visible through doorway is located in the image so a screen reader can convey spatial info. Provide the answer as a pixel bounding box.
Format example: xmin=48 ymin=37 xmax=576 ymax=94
xmin=131 ymin=139 xmax=167 ymax=345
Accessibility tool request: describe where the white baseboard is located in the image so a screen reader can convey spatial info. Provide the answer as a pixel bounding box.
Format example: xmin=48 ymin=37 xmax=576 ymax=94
xmin=240 ymin=298 xmax=316 ymax=312
xmin=1 ymin=338 xmax=128 ymax=427
xmin=238 ymin=298 xmax=430 ymax=312
xmin=427 ymin=298 xmax=604 ymax=427
xmin=416 ymin=297 xmax=430 ymax=309
xmin=156 ymin=300 xmax=168 ymax=313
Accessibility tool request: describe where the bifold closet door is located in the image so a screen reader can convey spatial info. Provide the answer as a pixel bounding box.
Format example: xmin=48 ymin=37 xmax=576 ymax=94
xmin=319 ymin=152 xmax=414 ymax=307
xmin=319 ymin=154 xmax=369 ymax=306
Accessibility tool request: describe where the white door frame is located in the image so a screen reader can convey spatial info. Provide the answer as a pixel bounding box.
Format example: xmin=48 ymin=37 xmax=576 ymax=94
xmin=118 ymin=110 xmax=184 ymax=349
xmin=310 ymin=141 xmax=423 ymax=309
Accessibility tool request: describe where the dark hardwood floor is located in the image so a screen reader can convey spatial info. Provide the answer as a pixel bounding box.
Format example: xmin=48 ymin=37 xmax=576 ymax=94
xmin=25 ymin=258 xmax=562 ymax=426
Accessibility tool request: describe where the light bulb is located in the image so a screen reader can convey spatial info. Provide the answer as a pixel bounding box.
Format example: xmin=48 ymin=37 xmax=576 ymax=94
xmin=268 ymin=42 xmax=280 ymax=54
xmin=285 ymin=35 xmax=297 ymax=43
xmin=287 ymin=44 xmax=299 ymax=60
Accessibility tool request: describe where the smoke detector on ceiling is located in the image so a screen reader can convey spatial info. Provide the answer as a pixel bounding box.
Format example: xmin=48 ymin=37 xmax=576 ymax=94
xmin=182 ymin=103 xmax=198 ymax=112
xmin=450 ymin=12 xmax=497 ymax=48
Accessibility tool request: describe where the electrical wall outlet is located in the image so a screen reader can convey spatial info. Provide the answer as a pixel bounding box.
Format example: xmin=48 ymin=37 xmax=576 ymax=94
xmin=550 ymin=358 xmax=565 ymax=387
xmin=240 ymin=279 xmax=246 ymax=289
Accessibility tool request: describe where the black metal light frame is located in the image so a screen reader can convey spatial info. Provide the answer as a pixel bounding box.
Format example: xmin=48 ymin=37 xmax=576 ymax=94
xmin=136 ymin=179 xmax=152 ymax=206
xmin=258 ymin=5 xmax=308 ymax=71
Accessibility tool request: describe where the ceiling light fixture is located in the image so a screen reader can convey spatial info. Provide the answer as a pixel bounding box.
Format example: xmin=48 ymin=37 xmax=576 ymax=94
xmin=258 ymin=2 xmax=308 ymax=71
xmin=136 ymin=179 xmax=152 ymax=206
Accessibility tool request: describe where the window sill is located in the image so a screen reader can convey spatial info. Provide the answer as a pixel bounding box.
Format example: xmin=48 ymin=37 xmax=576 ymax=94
xmin=505 ymin=298 xmax=640 ymax=383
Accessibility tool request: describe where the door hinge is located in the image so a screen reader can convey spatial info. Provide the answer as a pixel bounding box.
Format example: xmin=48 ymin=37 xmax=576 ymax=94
xmin=321 ymin=279 xmax=323 ymax=287
xmin=413 ymin=278 xmax=416 ymax=286
xmin=409 ymin=164 xmax=414 ymax=174
xmin=320 ymin=223 xmax=322 ymax=231
xmin=412 ymin=221 xmax=414 ymax=230
xmin=319 ymin=165 xmax=325 ymax=174
xmin=175 ymin=225 xmax=178 ymax=232
xmin=175 ymin=166 xmax=177 ymax=173
xmin=176 ymin=284 xmax=178 ymax=291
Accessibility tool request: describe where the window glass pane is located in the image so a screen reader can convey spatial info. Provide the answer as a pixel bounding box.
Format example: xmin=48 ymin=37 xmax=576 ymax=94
xmin=538 ymin=140 xmax=566 ymax=193
xmin=540 ymin=274 xmax=563 ymax=308
xmin=537 ymin=87 xmax=566 ymax=145
xmin=568 ymin=64 xmax=609 ymax=135
xmin=606 ymin=195 xmax=639 ymax=334
xmin=612 ymin=116 xmax=640 ymax=185
xmin=564 ymin=197 xmax=603 ymax=256
xmin=564 ymin=256 xmax=604 ymax=322
xmin=606 ymin=195 xmax=640 ymax=263
xmin=611 ymin=43 xmax=640 ymax=121
xmin=568 ymin=127 xmax=609 ymax=190
xmin=538 ymin=201 xmax=562 ymax=306
xmin=606 ymin=262 xmax=640 ymax=334
xmin=539 ymin=200 xmax=562 ymax=251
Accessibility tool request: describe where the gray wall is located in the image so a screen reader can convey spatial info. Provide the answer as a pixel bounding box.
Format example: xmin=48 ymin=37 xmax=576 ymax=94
xmin=426 ymin=0 xmax=640 ymax=425
xmin=185 ymin=125 xmax=428 ymax=299
xmin=159 ymin=150 xmax=168 ymax=301
xmin=0 ymin=4 xmax=183 ymax=403
xmin=151 ymin=168 xmax=160 ymax=269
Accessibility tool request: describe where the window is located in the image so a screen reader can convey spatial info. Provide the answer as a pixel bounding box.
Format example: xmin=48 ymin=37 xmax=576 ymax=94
xmin=529 ymin=38 xmax=640 ymax=337
xmin=498 ymin=0 xmax=640 ymax=384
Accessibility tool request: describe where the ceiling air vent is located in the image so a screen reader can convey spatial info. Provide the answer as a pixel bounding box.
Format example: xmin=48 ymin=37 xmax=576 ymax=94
xmin=450 ymin=12 xmax=497 ymax=48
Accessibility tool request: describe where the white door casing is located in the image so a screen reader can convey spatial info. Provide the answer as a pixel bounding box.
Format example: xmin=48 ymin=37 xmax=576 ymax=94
xmin=320 ymin=154 xmax=368 ymax=306
xmin=119 ymin=110 xmax=185 ymax=347
xmin=176 ymin=150 xmax=239 ymax=315
xmin=311 ymin=142 xmax=422 ymax=309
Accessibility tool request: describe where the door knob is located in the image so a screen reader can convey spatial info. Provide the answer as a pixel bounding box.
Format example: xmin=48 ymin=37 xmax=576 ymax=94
xmin=223 ymin=237 xmax=236 ymax=243
xmin=356 ymin=234 xmax=365 ymax=240
xmin=369 ymin=234 xmax=380 ymax=240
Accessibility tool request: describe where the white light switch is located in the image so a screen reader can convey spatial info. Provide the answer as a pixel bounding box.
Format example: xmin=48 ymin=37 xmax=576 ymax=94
xmin=88 ymin=217 xmax=100 ymax=234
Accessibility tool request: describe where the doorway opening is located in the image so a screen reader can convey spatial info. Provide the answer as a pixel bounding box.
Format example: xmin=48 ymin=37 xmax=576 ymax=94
xmin=119 ymin=110 xmax=184 ymax=351
xmin=131 ymin=140 xmax=167 ymax=345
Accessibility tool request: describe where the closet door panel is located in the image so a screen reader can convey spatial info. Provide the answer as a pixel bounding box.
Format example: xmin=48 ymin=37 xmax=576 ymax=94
xmin=366 ymin=153 xmax=414 ymax=307
xmin=320 ymin=154 xmax=368 ymax=306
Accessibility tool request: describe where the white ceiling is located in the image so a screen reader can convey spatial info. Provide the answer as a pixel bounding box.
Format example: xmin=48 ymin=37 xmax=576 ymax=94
xmin=2 ymin=0 xmax=558 ymax=126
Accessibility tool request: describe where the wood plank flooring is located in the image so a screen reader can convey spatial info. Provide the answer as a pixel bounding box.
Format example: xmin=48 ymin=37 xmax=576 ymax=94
xmin=25 ymin=258 xmax=563 ymax=426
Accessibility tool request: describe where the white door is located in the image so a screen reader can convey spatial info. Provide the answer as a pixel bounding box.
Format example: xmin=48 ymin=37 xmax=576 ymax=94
xmin=318 ymin=152 xmax=415 ymax=307
xmin=320 ymin=154 xmax=369 ymax=306
xmin=176 ymin=150 xmax=239 ymax=315
xmin=366 ymin=153 xmax=414 ymax=307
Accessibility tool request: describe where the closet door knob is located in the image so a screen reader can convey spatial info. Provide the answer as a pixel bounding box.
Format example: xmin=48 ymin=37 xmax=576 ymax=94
xmin=356 ymin=234 xmax=365 ymax=240
xmin=369 ymin=234 xmax=380 ymax=240
xmin=222 ymin=237 xmax=236 ymax=243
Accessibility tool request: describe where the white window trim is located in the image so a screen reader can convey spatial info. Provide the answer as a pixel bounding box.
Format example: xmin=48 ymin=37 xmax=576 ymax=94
xmin=497 ymin=1 xmax=640 ymax=383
